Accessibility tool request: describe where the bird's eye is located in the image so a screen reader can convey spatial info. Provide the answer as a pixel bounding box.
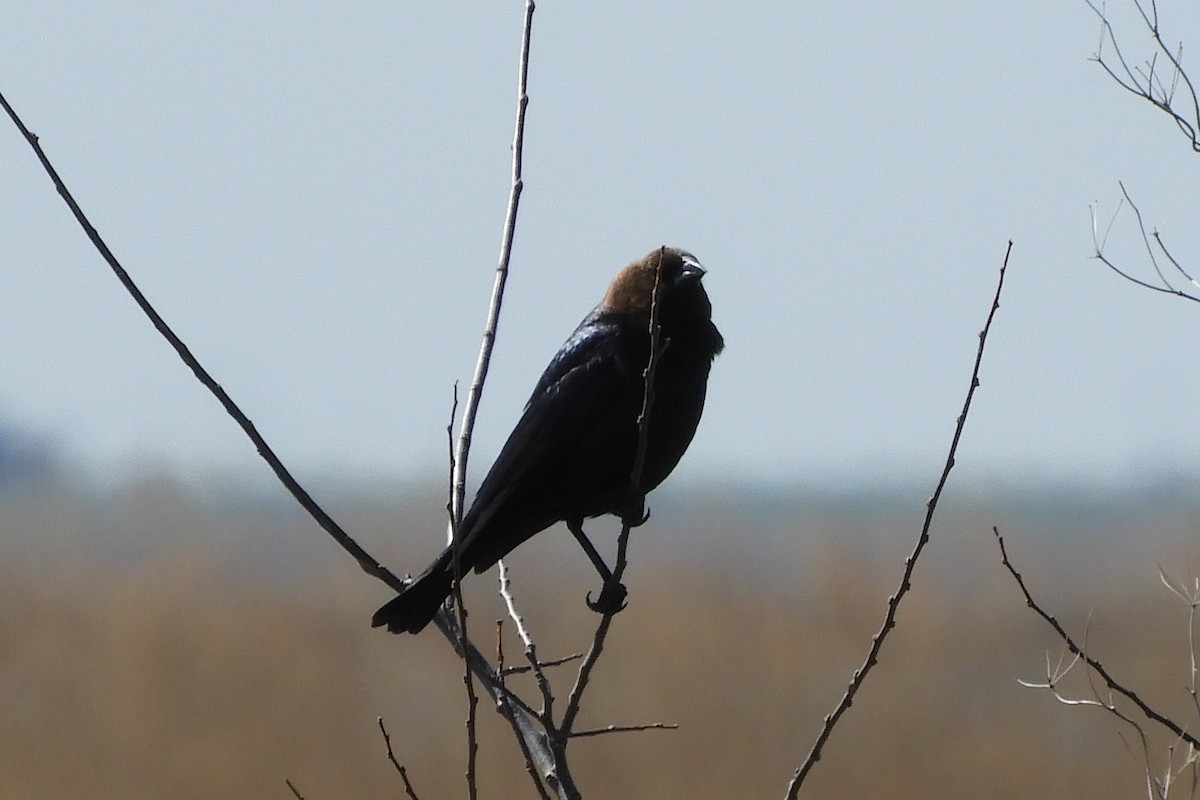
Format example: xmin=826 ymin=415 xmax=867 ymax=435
xmin=678 ymin=253 xmax=706 ymax=284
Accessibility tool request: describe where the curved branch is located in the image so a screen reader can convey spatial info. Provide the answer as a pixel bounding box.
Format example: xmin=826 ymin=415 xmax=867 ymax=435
xmin=1090 ymin=183 xmax=1200 ymax=303
xmin=993 ymin=528 xmax=1200 ymax=750
xmin=784 ymin=240 xmax=1013 ymax=798
xmin=0 ymin=89 xmax=406 ymax=595
xmin=1086 ymin=0 xmax=1200 ymax=152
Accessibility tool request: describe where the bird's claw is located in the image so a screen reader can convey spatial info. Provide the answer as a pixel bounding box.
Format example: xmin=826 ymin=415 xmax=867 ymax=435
xmin=623 ymin=506 xmax=651 ymax=528
xmin=586 ymin=579 xmax=629 ymax=615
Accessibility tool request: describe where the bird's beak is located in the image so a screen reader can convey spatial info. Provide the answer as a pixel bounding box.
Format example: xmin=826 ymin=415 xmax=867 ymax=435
xmin=677 ymin=254 xmax=706 ymax=286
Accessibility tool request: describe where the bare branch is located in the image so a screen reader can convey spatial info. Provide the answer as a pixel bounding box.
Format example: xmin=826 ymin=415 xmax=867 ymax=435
xmin=491 ymin=618 xmax=553 ymax=800
xmin=435 ymin=610 xmax=567 ymax=796
xmin=433 ymin=4 xmax=567 ymax=797
xmin=493 ymin=692 xmax=555 ymax=800
xmin=499 ymin=653 xmax=584 ymax=677
xmin=1151 ymin=231 xmax=1200 ymax=292
xmin=450 ymin=0 xmax=537 ymax=529
xmin=1158 ymin=568 xmax=1200 ymax=723
xmin=994 ymin=527 xmax=1200 ymax=750
xmin=1089 ymin=183 xmax=1200 ymax=303
xmin=1013 ymin=567 xmax=1200 ymax=799
xmin=1087 ymin=0 xmax=1200 ymax=151
xmin=377 ymin=717 xmax=423 ymax=800
xmin=0 ymin=92 xmax=407 ymax=597
xmin=458 ymin=622 xmax=480 ymax=800
xmin=442 ymin=386 xmax=480 ymax=800
xmin=2 ymin=4 xmax=580 ymax=797
xmin=1084 ymin=3 xmax=1200 ymax=306
xmin=569 ymin=722 xmax=679 ymax=738
xmin=498 ymin=560 xmax=533 ymax=648
xmin=437 ymin=1 xmax=537 ymax=785
xmin=559 ymin=247 xmax=669 ymax=739
xmin=498 ymin=559 xmax=556 ymax=721
xmin=784 ymin=241 xmax=1013 ymax=799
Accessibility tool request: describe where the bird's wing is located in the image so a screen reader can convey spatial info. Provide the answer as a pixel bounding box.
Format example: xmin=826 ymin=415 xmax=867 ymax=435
xmin=458 ymin=312 xmax=635 ymax=552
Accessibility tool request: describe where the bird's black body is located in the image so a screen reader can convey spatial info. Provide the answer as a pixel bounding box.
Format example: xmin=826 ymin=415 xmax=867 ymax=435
xmin=373 ymin=247 xmax=723 ymax=633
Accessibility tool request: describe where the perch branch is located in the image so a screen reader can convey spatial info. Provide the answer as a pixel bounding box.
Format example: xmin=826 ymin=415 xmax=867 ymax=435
xmin=559 ymin=246 xmax=668 ymax=737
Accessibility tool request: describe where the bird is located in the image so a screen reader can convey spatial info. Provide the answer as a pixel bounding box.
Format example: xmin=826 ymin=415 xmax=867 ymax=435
xmin=372 ymin=246 xmax=724 ymax=634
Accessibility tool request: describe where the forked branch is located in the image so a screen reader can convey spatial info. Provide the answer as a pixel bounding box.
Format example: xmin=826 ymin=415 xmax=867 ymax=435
xmin=1087 ymin=0 xmax=1200 ymax=152
xmin=993 ymin=527 xmax=1200 ymax=750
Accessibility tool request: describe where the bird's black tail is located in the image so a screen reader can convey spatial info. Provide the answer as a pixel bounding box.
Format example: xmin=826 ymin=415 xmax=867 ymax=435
xmin=371 ymin=547 xmax=456 ymax=634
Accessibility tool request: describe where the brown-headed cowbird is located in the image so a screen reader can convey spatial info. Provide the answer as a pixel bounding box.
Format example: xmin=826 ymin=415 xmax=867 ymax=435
xmin=372 ymin=246 xmax=723 ymax=634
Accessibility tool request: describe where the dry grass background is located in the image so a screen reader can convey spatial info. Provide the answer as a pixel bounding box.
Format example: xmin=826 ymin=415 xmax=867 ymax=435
xmin=1 ymin=474 xmax=1198 ymax=799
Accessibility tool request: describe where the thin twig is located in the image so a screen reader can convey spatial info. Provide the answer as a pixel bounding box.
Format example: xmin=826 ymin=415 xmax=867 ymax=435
xmin=570 ymin=722 xmax=679 ymax=738
xmin=433 ymin=607 xmax=566 ymax=797
xmin=442 ymin=386 xmax=480 ymax=800
xmin=450 ymin=0 xmax=536 ymax=529
xmin=456 ymin=569 xmax=479 ymax=800
xmin=1150 ymin=231 xmax=1200 ymax=292
xmin=1015 ymin=578 xmax=1200 ymax=799
xmin=284 ymin=778 xmax=305 ymax=800
xmin=378 ymin=717 xmax=422 ymax=800
xmin=441 ymin=2 xmax=536 ymax=796
xmin=1123 ymin=181 xmax=1173 ymax=289
xmin=499 ymin=559 xmax=556 ymax=718
xmin=1086 ymin=0 xmax=1200 ymax=151
xmin=784 ymin=240 xmax=1013 ymax=799
xmin=497 ymin=620 xmax=506 ymax=673
xmin=500 ymin=653 xmax=584 ymax=677
xmin=1089 ymin=184 xmax=1200 ymax=302
xmin=1084 ymin=1 xmax=1200 ymax=306
xmin=1158 ymin=569 xmax=1200 ymax=719
xmin=494 ymin=604 xmax=554 ymax=800
xmin=0 ymin=92 xmax=407 ymax=596
xmin=498 ymin=561 xmax=536 ymax=650
xmin=560 ymin=247 xmax=668 ymax=738
xmin=993 ymin=527 xmax=1200 ymax=750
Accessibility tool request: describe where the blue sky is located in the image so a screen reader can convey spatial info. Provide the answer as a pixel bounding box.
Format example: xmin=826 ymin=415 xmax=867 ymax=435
xmin=3 ymin=2 xmax=1199 ymax=491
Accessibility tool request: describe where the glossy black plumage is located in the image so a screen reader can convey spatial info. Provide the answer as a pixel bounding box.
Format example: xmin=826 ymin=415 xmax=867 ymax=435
xmin=372 ymin=247 xmax=723 ymax=633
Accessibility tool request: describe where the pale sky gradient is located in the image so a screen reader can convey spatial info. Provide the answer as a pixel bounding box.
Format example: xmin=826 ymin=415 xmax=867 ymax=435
xmin=3 ymin=2 xmax=1199 ymax=492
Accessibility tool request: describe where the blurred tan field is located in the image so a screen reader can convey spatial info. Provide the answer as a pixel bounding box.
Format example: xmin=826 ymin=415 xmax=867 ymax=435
xmin=2 ymin=474 xmax=1198 ymax=799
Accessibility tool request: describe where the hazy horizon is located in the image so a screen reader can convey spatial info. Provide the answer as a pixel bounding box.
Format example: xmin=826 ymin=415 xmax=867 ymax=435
xmin=4 ymin=2 xmax=1200 ymax=492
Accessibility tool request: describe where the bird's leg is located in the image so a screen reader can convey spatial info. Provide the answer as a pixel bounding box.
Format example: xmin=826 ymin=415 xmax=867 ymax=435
xmin=567 ymin=519 xmax=613 ymax=582
xmin=567 ymin=520 xmax=628 ymax=615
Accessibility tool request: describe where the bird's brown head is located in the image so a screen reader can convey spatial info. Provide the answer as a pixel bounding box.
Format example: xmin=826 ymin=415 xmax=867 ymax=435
xmin=601 ymin=248 xmax=723 ymax=356
xmin=602 ymin=247 xmax=700 ymax=314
